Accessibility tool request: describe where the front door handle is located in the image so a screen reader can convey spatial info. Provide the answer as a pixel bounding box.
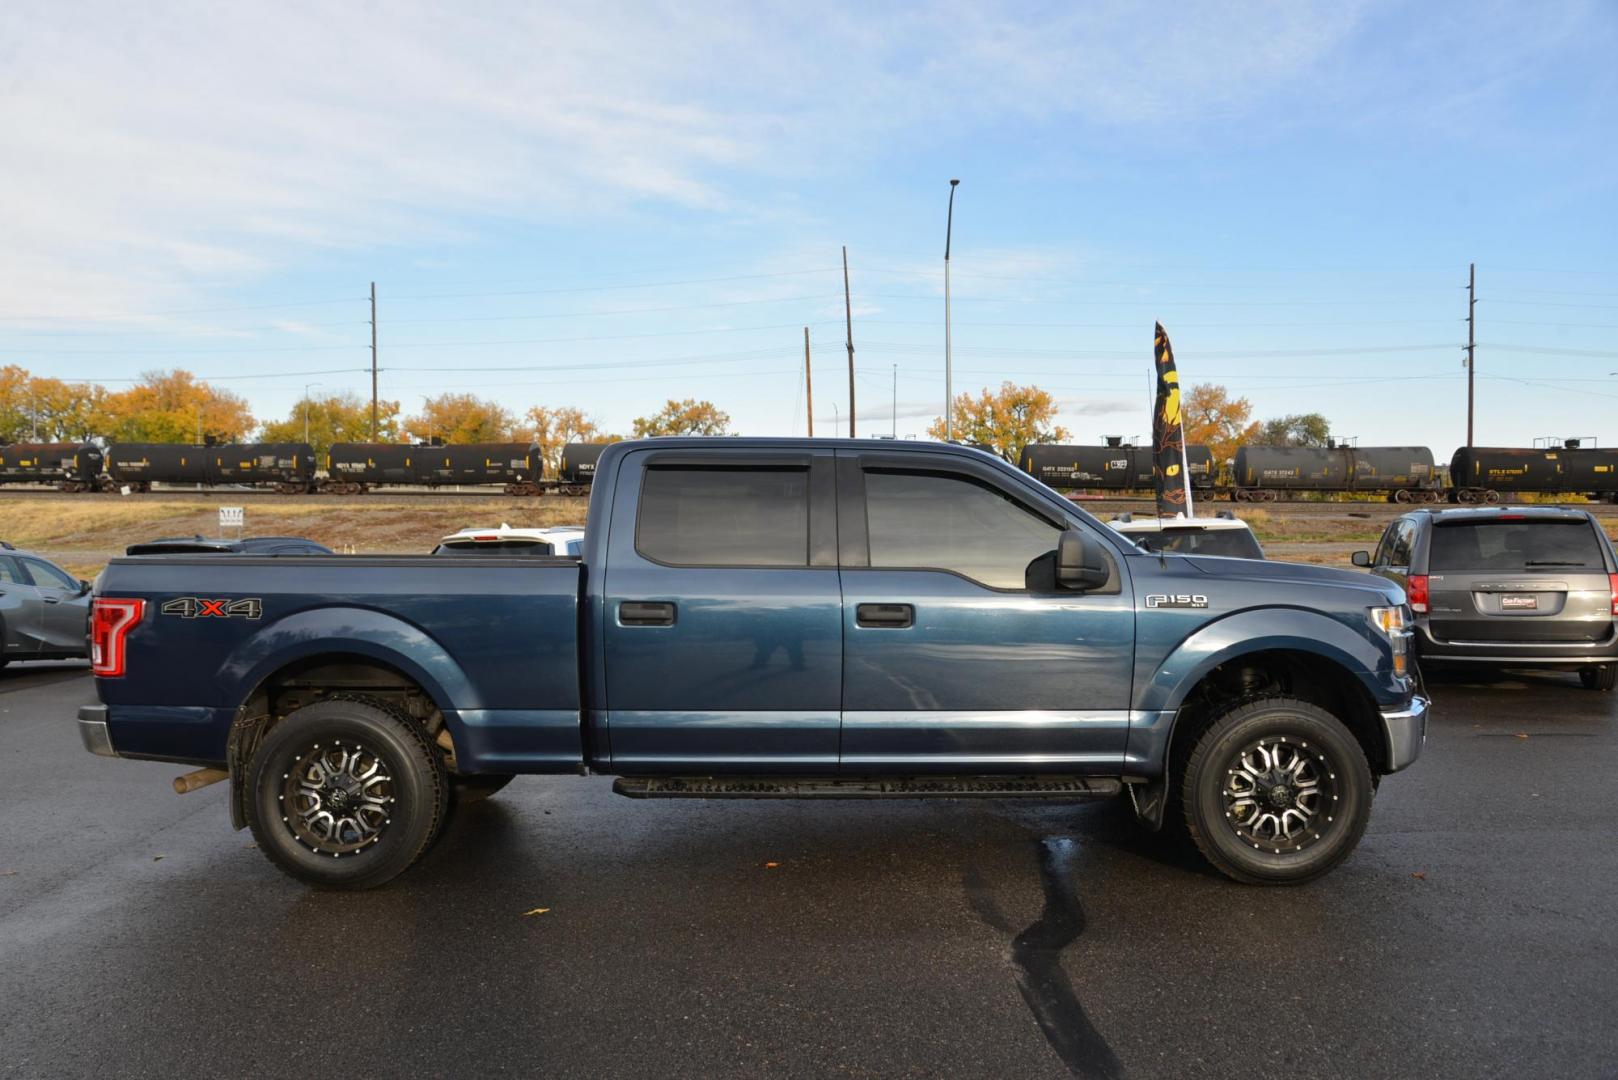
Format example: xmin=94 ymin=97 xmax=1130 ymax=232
xmin=619 ymin=600 xmax=676 ymax=627
xmin=42 ymin=596 xmax=61 ymax=605
xmin=856 ymin=602 xmax=913 ymax=628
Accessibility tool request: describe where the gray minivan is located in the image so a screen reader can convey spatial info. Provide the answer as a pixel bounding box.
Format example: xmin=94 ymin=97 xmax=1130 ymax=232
xmin=1354 ymin=506 xmax=1618 ymax=690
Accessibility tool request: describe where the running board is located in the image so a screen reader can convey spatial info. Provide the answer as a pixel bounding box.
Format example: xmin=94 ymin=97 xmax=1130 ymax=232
xmin=612 ymin=775 xmax=1123 ymax=799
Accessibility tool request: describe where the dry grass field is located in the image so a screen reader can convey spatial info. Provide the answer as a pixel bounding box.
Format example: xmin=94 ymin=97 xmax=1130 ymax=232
xmin=5 ymin=491 xmax=1616 ymax=581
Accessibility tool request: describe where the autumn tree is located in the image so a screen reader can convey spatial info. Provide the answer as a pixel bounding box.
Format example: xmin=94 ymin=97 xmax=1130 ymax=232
xmin=99 ymin=369 xmax=255 ymax=443
xmin=524 ymin=405 xmax=610 ymax=471
xmin=926 ymin=381 xmax=1070 ymax=462
xmin=404 ymin=393 xmax=515 ymax=444
xmin=0 ymin=365 xmax=110 ymax=442
xmin=1259 ymin=413 xmax=1332 ymax=447
xmin=261 ymin=391 xmax=403 ymax=458
xmin=632 ymin=398 xmax=730 ymax=437
xmin=1181 ymin=383 xmax=1261 ymax=464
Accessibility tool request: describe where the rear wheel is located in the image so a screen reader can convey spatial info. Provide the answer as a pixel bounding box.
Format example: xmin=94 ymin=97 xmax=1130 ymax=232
xmin=246 ymin=699 xmax=448 ymax=889
xmin=1181 ymin=697 xmax=1373 ymax=885
xmin=1579 ymin=665 xmax=1616 ymax=692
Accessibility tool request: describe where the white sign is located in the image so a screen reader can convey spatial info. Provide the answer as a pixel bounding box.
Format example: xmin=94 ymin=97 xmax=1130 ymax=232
xmin=219 ymin=506 xmax=245 ymax=530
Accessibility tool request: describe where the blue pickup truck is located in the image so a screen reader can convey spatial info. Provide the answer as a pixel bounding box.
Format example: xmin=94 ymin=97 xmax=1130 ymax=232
xmin=78 ymin=438 xmax=1427 ymax=889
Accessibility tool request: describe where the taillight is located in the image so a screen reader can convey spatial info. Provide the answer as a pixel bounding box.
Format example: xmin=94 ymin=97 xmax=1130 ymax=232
xmin=1609 ymin=574 xmax=1618 ymax=617
xmin=91 ymin=598 xmax=145 ymax=677
xmin=1406 ymin=575 xmax=1429 ymax=614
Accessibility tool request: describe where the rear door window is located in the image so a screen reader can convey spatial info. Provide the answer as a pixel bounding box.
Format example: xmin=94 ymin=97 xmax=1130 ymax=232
xmin=1429 ymin=520 xmax=1607 ymax=572
xmin=20 ymin=557 xmax=76 ymax=590
xmin=0 ymin=557 xmax=24 ymax=584
xmin=637 ymin=466 xmax=809 ymax=567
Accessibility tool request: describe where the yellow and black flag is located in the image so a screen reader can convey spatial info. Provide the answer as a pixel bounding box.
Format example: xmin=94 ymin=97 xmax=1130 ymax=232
xmin=1152 ymin=322 xmax=1194 ymax=517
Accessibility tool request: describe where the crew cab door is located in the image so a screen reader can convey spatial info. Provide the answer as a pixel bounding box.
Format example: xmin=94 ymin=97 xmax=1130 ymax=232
xmin=600 ymin=447 xmax=842 ymax=771
xmin=835 ymin=451 xmax=1134 ymax=772
xmin=0 ymin=555 xmax=43 ymax=658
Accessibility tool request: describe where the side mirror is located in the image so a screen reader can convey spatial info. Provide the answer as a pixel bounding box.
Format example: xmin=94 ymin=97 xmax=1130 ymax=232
xmin=79 ymin=579 xmax=92 ymax=595
xmin=1350 ymin=551 xmax=1372 ymax=568
xmin=1057 ymin=529 xmax=1110 ymax=591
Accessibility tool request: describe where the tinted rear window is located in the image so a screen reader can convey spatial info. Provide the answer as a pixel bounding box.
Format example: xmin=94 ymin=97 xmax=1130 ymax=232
xmin=1137 ymin=528 xmax=1264 ymax=559
xmin=636 ymin=466 xmax=809 ymax=566
xmin=1429 ymin=520 xmax=1607 ymax=572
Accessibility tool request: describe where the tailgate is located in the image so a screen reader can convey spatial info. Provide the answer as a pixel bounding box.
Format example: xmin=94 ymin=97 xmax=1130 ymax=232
xmin=1427 ymin=517 xmax=1613 ymax=643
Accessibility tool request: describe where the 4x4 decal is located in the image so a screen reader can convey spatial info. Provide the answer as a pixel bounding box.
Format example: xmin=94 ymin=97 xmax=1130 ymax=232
xmin=160 ymin=597 xmax=263 ymax=619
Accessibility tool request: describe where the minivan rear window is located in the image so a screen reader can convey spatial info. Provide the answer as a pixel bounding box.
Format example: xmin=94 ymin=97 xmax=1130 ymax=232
xmin=1429 ymin=520 xmax=1606 ymax=572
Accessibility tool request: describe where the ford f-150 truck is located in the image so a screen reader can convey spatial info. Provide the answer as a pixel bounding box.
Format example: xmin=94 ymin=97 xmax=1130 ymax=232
xmin=78 ymin=438 xmax=1427 ymax=889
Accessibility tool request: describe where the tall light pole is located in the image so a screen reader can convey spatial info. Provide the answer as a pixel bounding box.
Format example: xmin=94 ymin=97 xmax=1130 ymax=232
xmin=891 ymin=363 xmax=897 ymax=438
xmin=303 ymin=382 xmax=323 ymax=444
xmin=944 ymin=179 xmax=960 ymax=441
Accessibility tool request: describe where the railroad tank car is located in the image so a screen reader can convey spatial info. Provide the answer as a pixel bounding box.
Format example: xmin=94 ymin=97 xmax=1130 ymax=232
xmin=211 ymin=442 xmax=317 ymax=492
xmin=325 ymin=443 xmax=418 ymax=493
xmin=1450 ymin=446 xmax=1618 ymax=502
xmin=417 ymin=443 xmax=541 ymax=493
xmin=557 ymin=442 xmax=610 ymax=487
xmin=1018 ymin=443 xmax=1214 ymax=491
xmin=1231 ymin=446 xmax=1439 ymax=502
xmin=0 ymin=442 xmax=104 ymax=491
xmin=104 ymin=443 xmax=211 ymax=491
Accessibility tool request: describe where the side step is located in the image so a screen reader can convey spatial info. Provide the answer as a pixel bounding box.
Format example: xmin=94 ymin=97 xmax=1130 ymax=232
xmin=612 ymin=775 xmax=1123 ymax=800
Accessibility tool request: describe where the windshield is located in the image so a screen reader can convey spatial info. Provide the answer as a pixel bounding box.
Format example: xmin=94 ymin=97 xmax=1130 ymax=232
xmin=1134 ymin=528 xmax=1264 ymax=559
xmin=1429 ymin=520 xmax=1606 ymax=572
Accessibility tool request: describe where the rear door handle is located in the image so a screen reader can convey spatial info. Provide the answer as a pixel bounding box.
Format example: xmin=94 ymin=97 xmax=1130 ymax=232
xmin=42 ymin=596 xmax=60 ymax=605
xmin=619 ymin=600 xmax=676 ymax=627
xmin=856 ymin=603 xmax=913 ymax=628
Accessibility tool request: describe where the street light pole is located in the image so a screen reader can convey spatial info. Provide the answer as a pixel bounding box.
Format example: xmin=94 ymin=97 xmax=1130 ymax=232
xmin=303 ymin=382 xmax=323 ymax=444
xmin=944 ymin=178 xmax=959 ymax=441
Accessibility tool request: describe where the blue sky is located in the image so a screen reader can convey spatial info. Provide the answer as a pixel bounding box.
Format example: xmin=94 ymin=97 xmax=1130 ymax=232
xmin=2 ymin=1 xmax=1615 ymax=452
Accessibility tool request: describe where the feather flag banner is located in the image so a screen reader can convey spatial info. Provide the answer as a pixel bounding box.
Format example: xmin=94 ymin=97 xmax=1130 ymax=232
xmin=1152 ymin=322 xmax=1194 ymax=518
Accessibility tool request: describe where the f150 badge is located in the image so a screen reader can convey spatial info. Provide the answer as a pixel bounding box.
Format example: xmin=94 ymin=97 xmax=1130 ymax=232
xmin=160 ymin=597 xmax=263 ymax=619
xmin=1145 ymin=593 xmax=1209 ymax=609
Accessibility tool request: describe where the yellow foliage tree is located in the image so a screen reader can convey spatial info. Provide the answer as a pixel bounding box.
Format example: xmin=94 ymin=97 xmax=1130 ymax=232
xmin=99 ymin=370 xmax=255 ymax=443
xmin=261 ymin=391 xmax=403 ymax=458
xmin=0 ymin=364 xmax=110 ymax=442
xmin=523 ymin=405 xmax=613 ymax=471
xmin=926 ymin=381 xmax=1070 ymax=462
xmin=404 ymin=393 xmax=515 ymax=444
xmin=1181 ymin=383 xmax=1262 ymax=464
xmin=632 ymin=398 xmax=730 ymax=437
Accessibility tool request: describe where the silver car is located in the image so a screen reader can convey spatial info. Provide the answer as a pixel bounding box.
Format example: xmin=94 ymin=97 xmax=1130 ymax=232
xmin=0 ymin=543 xmax=92 ymax=669
xmin=1353 ymin=506 xmax=1618 ymax=690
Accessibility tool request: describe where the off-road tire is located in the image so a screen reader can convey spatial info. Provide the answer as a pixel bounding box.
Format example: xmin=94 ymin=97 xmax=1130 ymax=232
xmin=246 ymin=699 xmax=448 ymax=889
xmin=452 ymin=773 xmax=515 ymax=804
xmin=1579 ymin=665 xmax=1616 ymax=692
xmin=1181 ymin=696 xmax=1373 ymax=885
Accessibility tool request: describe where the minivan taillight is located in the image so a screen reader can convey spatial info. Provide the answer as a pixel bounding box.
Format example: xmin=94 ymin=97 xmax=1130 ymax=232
xmin=1406 ymin=575 xmax=1429 ymax=614
xmin=1609 ymin=574 xmax=1618 ymax=617
xmin=91 ymin=598 xmax=145 ymax=677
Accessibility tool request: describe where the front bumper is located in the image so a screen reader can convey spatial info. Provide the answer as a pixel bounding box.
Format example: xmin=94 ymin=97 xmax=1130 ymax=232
xmin=1379 ymin=695 xmax=1428 ymax=773
xmin=77 ymin=704 xmax=118 ymax=758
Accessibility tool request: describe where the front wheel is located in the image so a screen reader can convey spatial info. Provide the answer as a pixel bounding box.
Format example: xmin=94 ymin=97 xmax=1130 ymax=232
xmin=1181 ymin=697 xmax=1373 ymax=885
xmin=1579 ymin=665 xmax=1616 ymax=691
xmin=246 ymin=699 xmax=448 ymax=889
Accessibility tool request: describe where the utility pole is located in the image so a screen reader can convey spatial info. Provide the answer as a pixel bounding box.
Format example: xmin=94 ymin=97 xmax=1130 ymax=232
xmin=891 ymin=363 xmax=897 ymax=438
xmin=843 ymin=245 xmax=856 ymax=438
xmin=944 ymin=179 xmax=960 ymax=440
xmin=1465 ymin=263 xmax=1476 ymax=449
xmin=370 ymin=281 xmax=379 ymax=440
xmin=303 ymin=382 xmax=322 ymax=444
xmin=803 ymin=326 xmax=814 ymax=437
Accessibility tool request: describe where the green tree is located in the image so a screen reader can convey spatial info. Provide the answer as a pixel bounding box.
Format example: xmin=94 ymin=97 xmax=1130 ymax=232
xmin=926 ymin=381 xmax=1070 ymax=462
xmin=1259 ymin=413 xmax=1332 ymax=447
xmin=261 ymin=391 xmax=403 ymax=458
xmin=404 ymin=393 xmax=515 ymax=444
xmin=632 ymin=398 xmax=730 ymax=437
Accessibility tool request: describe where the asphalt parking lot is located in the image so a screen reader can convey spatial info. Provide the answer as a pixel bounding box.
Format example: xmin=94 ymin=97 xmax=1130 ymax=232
xmin=2 ymin=663 xmax=1615 ymax=1079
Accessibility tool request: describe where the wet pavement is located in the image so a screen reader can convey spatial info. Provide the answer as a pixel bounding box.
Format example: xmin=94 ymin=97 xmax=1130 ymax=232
xmin=2 ymin=661 xmax=1615 ymax=1078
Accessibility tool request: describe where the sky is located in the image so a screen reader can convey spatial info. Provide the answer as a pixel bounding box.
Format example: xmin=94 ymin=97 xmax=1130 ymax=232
xmin=1 ymin=0 xmax=1615 ymax=453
